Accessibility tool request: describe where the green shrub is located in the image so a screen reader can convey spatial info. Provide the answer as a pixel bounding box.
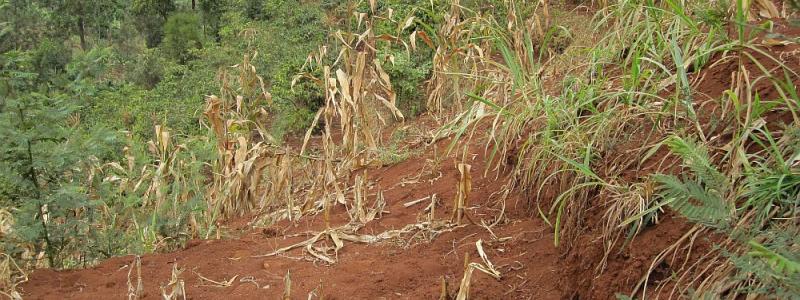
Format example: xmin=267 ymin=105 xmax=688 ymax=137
xmin=199 ymin=0 xmax=225 ymax=40
xmin=244 ymin=0 xmax=264 ymax=20
xmin=384 ymin=50 xmax=432 ymax=117
xmin=162 ymin=12 xmax=203 ymax=63
xmin=128 ymin=48 xmax=166 ymax=89
xmin=31 ymin=39 xmax=71 ymax=83
xmin=131 ymin=0 xmax=176 ymax=48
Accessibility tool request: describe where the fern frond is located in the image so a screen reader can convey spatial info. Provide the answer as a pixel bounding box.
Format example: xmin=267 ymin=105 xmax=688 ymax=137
xmin=653 ymin=174 xmax=730 ymax=227
xmin=663 ymin=135 xmax=728 ymax=191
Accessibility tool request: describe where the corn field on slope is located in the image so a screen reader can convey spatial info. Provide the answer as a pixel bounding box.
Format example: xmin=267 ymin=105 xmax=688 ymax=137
xmin=19 ymin=119 xmax=565 ymax=299
xmin=10 ymin=0 xmax=800 ymax=299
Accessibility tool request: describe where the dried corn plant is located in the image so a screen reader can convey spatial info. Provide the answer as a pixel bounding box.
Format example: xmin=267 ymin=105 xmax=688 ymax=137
xmin=127 ymin=256 xmax=143 ymax=300
xmin=0 ymin=208 xmax=13 ymax=245
xmin=0 ymin=253 xmax=25 ymax=300
xmin=423 ymin=0 xmax=502 ymax=118
xmin=286 ymin=5 xmax=423 ymax=227
xmin=733 ymin=0 xmax=783 ymax=20
xmin=452 ymin=163 xmax=472 ymax=225
xmin=203 ymin=52 xmax=277 ymax=220
xmin=160 ymin=264 xmax=186 ymax=300
xmin=203 ymin=52 xmax=335 ymax=226
xmin=98 ymin=127 xmax=209 ymax=244
xmin=295 ymin=7 xmax=407 ymax=164
xmin=282 ymin=270 xmax=292 ymax=300
xmin=455 ymin=240 xmax=502 ymax=300
xmin=204 ymin=104 xmax=271 ymax=218
xmin=263 ymin=152 xmax=297 ymax=221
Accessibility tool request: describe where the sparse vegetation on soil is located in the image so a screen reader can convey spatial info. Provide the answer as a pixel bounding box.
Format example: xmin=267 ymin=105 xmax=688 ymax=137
xmin=2 ymin=0 xmax=800 ymax=299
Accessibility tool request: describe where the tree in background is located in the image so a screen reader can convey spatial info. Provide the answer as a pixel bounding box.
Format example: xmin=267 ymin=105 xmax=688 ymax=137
xmin=43 ymin=0 xmax=124 ymax=50
xmin=0 ymin=1 xmax=53 ymax=52
xmin=199 ymin=0 xmax=224 ymax=41
xmin=0 ymin=0 xmax=124 ymax=51
xmin=131 ymin=0 xmax=176 ymax=48
xmin=162 ymin=12 xmax=202 ymax=63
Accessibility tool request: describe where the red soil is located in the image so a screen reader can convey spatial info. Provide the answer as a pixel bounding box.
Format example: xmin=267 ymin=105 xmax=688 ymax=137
xmin=19 ymin=130 xmax=565 ymax=299
xmin=17 ymin=14 xmax=800 ymax=300
xmin=561 ymin=23 xmax=800 ymax=299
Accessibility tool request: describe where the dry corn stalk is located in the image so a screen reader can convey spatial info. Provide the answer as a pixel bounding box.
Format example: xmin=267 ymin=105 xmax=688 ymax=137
xmin=265 ymin=152 xmax=296 ymax=221
xmin=290 ymin=6 xmax=415 ymax=228
xmin=452 ymin=163 xmax=472 ymax=224
xmin=423 ymin=0 xmax=503 ymax=118
xmin=203 ymin=53 xmax=276 ymax=219
xmin=127 ymin=256 xmax=143 ymax=300
xmin=283 ymin=271 xmax=292 ymax=300
xmin=439 ymin=276 xmax=448 ymax=300
xmin=455 ymin=240 xmax=502 ymax=300
xmin=203 ymin=97 xmax=271 ymax=218
xmin=539 ymin=0 xmax=550 ymax=29
xmin=296 ymin=7 xmax=407 ymax=165
xmin=0 ymin=253 xmax=25 ymax=300
xmin=0 ymin=209 xmax=12 ymax=243
xmin=160 ymin=264 xmax=186 ymax=300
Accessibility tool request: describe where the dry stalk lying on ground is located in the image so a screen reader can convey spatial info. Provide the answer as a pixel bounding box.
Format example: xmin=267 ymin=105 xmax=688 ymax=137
xmin=455 ymin=239 xmax=502 ymax=300
xmin=252 ymin=218 xmax=458 ymax=264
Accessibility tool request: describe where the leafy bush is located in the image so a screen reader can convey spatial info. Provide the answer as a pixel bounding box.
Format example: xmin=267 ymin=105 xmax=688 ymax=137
xmin=162 ymin=12 xmax=203 ymax=63
xmin=0 ymin=76 xmax=120 ymax=267
xmin=131 ymin=0 xmax=176 ymax=48
xmin=128 ymin=48 xmax=166 ymax=89
xmin=31 ymin=39 xmax=71 ymax=83
xmin=384 ymin=50 xmax=432 ymax=117
xmin=244 ymin=0 xmax=264 ymax=20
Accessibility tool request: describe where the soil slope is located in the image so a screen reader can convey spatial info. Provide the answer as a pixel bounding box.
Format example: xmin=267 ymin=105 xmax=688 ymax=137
xmin=20 ymin=133 xmax=565 ymax=299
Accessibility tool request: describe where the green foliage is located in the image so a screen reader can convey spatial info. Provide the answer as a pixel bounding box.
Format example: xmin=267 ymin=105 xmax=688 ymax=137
xmin=0 ymin=53 xmax=120 ymax=266
xmin=1 ymin=50 xmax=215 ymax=267
xmin=652 ymin=136 xmax=731 ymax=228
xmin=728 ymin=235 xmax=800 ymax=297
xmin=128 ymin=48 xmax=166 ymax=88
xmin=384 ymin=50 xmax=432 ymax=117
xmin=268 ymin=60 xmax=323 ymax=139
xmin=31 ymin=39 xmax=71 ymax=83
xmin=244 ymin=0 xmax=264 ymax=20
xmin=65 ymin=46 xmax=114 ymax=97
xmin=131 ymin=0 xmax=176 ymax=47
xmin=652 ymin=174 xmax=730 ymax=227
xmin=744 ymin=168 xmax=800 ymax=223
xmin=653 ymin=129 xmax=800 ymax=295
xmin=742 ymin=126 xmax=800 ymax=223
xmin=42 ymin=0 xmax=125 ymax=50
xmin=0 ymin=1 xmax=53 ymax=52
xmin=199 ymin=0 xmax=225 ymax=40
xmin=215 ymin=0 xmax=328 ymax=137
xmin=747 ymin=240 xmax=800 ymax=277
xmin=162 ymin=12 xmax=203 ymax=63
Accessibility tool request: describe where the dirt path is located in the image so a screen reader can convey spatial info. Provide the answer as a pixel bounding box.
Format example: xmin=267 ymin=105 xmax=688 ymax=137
xmin=19 ymin=134 xmax=564 ymax=299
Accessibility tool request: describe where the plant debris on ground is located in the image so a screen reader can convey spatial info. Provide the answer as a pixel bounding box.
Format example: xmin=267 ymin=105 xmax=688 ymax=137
xmin=2 ymin=0 xmax=799 ymax=299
